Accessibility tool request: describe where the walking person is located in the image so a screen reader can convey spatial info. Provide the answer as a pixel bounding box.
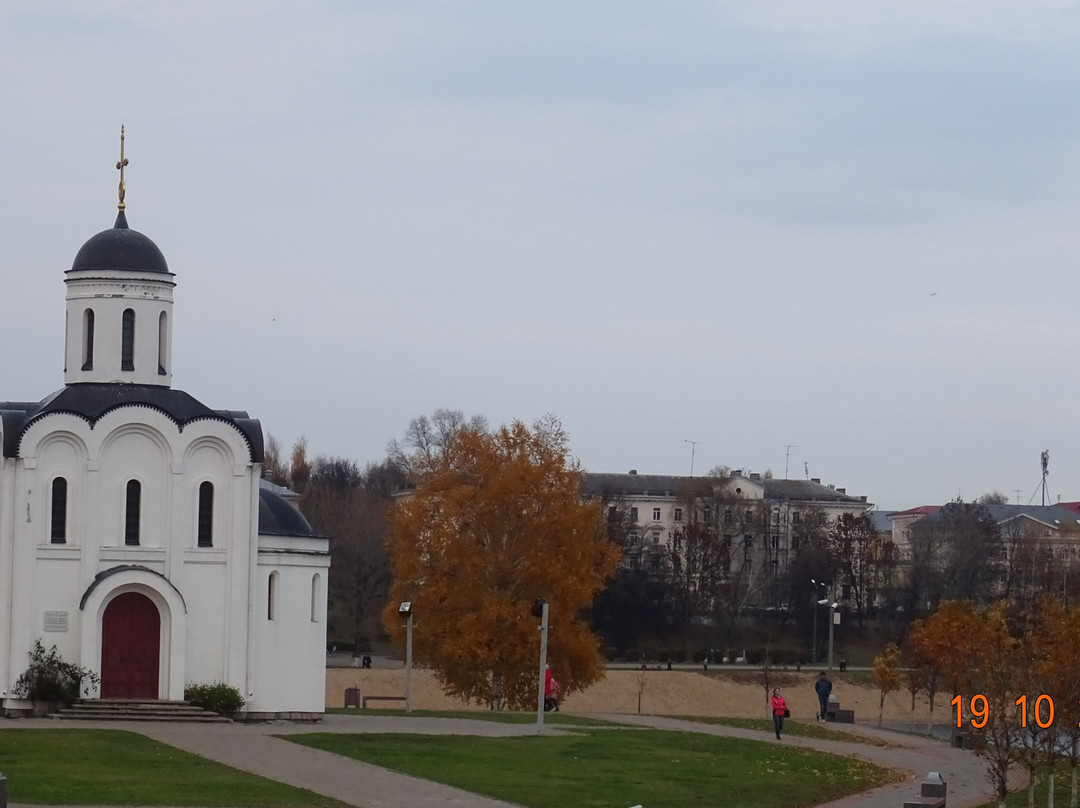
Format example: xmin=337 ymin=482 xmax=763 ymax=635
xmin=815 ymin=671 xmax=832 ymax=722
xmin=771 ymin=687 xmax=789 ymax=739
xmin=544 ymin=665 xmax=560 ymax=712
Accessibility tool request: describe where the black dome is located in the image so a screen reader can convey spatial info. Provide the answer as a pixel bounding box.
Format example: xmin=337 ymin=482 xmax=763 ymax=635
xmin=258 ymin=486 xmax=319 ymax=537
xmin=71 ymin=210 xmax=169 ymax=274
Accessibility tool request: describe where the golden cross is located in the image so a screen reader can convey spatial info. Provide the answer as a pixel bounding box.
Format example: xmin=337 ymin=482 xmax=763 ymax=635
xmin=116 ymin=125 xmax=129 ymax=210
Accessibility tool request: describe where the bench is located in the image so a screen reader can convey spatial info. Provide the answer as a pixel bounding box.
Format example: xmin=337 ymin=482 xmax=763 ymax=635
xmin=903 ymin=772 xmax=946 ymax=808
xmin=362 ymin=695 xmax=406 ymax=709
xmin=951 ymin=730 xmax=984 ymax=751
xmin=824 ymin=698 xmax=854 ymax=723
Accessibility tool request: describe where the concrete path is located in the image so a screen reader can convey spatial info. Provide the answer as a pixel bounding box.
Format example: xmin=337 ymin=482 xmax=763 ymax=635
xmin=1 ymin=713 xmax=1008 ymax=808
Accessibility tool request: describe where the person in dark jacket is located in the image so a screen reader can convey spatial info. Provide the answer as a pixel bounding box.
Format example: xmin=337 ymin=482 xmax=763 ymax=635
xmin=815 ymin=672 xmax=832 ymax=721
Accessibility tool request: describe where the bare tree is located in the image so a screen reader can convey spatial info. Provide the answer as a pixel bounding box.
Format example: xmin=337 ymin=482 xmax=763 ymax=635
xmin=386 ymin=408 xmax=488 ymax=480
xmin=829 ymin=512 xmax=877 ymax=628
xmin=906 ymin=500 xmax=1002 ymax=614
xmin=303 ymin=457 xmax=398 ymax=651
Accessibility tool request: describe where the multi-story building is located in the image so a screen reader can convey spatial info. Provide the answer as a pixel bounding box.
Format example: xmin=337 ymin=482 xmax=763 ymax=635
xmin=582 ymin=470 xmax=872 ymax=587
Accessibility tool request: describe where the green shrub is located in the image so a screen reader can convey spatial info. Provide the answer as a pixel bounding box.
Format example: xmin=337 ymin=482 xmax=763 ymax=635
xmin=12 ymin=640 xmax=99 ymax=702
xmin=184 ymin=682 xmax=245 ymax=715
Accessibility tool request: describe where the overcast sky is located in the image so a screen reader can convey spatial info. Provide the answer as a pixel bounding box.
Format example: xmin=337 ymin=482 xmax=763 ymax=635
xmin=4 ymin=2 xmax=1080 ymax=511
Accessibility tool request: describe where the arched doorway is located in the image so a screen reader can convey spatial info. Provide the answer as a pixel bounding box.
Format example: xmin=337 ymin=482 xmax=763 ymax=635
xmin=101 ymin=592 xmax=160 ymax=698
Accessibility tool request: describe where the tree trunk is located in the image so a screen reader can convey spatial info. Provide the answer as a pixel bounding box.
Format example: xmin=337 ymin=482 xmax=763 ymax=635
xmin=1070 ymin=765 xmax=1077 ymax=808
xmin=1029 ymin=767 xmax=1036 ymax=808
xmin=1048 ymin=771 xmax=1055 ymax=808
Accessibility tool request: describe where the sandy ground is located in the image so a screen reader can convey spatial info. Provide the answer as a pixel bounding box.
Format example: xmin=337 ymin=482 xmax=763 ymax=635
xmin=326 ymin=665 xmax=944 ymax=724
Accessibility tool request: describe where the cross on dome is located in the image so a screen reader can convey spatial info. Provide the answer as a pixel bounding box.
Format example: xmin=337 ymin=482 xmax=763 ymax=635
xmin=116 ymin=125 xmax=129 ymax=210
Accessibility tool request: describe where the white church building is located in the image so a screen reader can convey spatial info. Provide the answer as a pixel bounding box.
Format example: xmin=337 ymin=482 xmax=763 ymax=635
xmin=0 ymin=147 xmax=329 ymax=719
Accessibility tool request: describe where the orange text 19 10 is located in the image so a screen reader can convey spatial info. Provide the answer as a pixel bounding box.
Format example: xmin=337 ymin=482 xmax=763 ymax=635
xmin=951 ymin=694 xmax=1074 ymax=729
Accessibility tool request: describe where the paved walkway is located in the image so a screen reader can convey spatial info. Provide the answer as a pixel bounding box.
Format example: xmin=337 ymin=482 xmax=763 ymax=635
xmin=1 ymin=713 xmax=1010 ymax=808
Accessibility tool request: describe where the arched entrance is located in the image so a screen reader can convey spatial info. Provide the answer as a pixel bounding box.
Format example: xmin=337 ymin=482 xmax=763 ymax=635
xmin=100 ymin=592 xmax=160 ymax=698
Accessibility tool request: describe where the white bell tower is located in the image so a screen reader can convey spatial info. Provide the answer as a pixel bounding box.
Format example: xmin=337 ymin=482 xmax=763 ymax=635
xmin=63 ymin=127 xmax=176 ymax=388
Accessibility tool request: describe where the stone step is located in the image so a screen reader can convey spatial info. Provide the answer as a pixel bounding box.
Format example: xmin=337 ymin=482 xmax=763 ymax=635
xmin=47 ymin=699 xmax=232 ymax=723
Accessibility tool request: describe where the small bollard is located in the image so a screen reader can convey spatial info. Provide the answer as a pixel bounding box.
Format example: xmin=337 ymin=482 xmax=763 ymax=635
xmin=922 ymin=771 xmax=946 ymax=800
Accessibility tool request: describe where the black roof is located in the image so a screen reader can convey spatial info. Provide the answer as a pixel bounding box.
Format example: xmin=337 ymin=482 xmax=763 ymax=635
xmin=69 ymin=210 xmax=170 ymax=275
xmin=1 ymin=384 xmax=263 ymax=461
xmin=759 ymin=478 xmax=867 ymax=504
xmin=258 ymin=482 xmax=322 ymax=538
xmin=582 ymin=473 xmax=713 ymax=499
xmin=581 ymin=472 xmax=868 ymax=506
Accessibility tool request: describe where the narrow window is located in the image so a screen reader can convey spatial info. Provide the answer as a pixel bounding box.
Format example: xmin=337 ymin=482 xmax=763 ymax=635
xmin=311 ymin=574 xmax=321 ymax=622
xmin=125 ymin=480 xmax=141 ymax=545
xmin=121 ymin=309 xmax=135 ymax=371
xmin=82 ymin=309 xmax=95 ymax=370
xmin=652 ymin=530 xmax=661 ymax=545
xmin=674 ymin=508 xmax=683 ymax=522
xmin=629 ymin=507 xmax=638 ymax=522
xmin=50 ymin=478 xmax=68 ymax=544
xmin=652 ymin=507 xmax=661 ymax=521
xmin=268 ymin=571 xmax=278 ymax=620
xmin=197 ymin=482 xmax=214 ymax=547
xmin=157 ymin=311 xmax=167 ymax=375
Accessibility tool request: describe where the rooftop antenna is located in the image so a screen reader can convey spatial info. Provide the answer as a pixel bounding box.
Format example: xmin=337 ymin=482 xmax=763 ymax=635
xmin=784 ymin=445 xmax=798 ymax=479
xmin=1040 ymin=450 xmax=1050 ymax=507
xmin=684 ymin=440 xmax=698 ymax=477
xmin=804 ymin=461 xmax=809 ymax=480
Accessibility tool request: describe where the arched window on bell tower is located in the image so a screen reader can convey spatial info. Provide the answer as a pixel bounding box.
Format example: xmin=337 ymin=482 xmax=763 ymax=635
xmin=158 ymin=311 xmax=168 ymax=375
xmin=121 ymin=309 xmax=135 ymax=371
xmin=82 ymin=309 xmax=95 ymax=371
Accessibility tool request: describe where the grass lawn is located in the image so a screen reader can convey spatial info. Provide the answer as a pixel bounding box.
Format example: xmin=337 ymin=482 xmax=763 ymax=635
xmin=326 ymin=707 xmax=615 ymax=725
xmin=0 ymin=729 xmax=349 ymax=807
xmin=973 ymin=767 xmax=1080 ymax=807
xmin=287 ymin=728 xmax=903 ymax=808
xmin=672 ymin=716 xmax=898 ymax=747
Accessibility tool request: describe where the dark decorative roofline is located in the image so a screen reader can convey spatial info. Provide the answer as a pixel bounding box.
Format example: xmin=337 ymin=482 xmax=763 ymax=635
xmin=2 ymin=385 xmax=263 ymax=462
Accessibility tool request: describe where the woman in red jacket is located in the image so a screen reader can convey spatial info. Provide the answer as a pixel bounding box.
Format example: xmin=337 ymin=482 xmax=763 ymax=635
xmin=771 ymin=687 xmax=789 ymax=739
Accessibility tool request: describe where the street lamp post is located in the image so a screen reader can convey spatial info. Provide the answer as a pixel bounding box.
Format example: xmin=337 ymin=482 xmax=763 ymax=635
xmin=532 ymin=598 xmax=549 ymax=731
xmin=810 ymin=579 xmax=826 ymax=664
xmin=399 ymin=602 xmax=414 ymax=713
xmin=827 ymin=600 xmax=838 ymax=674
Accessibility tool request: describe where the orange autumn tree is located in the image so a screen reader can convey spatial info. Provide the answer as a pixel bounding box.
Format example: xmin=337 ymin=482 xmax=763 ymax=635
xmin=382 ymin=415 xmax=619 ymax=709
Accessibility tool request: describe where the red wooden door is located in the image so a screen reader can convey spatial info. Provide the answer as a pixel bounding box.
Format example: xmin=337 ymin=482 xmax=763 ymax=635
xmin=100 ymin=592 xmax=160 ymax=698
